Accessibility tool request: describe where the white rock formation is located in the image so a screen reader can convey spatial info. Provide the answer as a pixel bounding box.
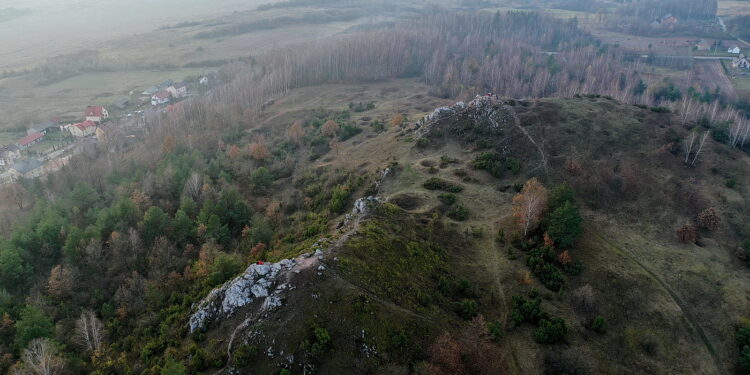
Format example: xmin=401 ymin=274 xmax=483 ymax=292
xmin=188 ymin=259 xmax=297 ymax=332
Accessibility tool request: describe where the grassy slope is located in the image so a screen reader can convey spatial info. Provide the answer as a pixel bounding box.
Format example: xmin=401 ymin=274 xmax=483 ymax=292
xmin=201 ymin=80 xmax=750 ymax=374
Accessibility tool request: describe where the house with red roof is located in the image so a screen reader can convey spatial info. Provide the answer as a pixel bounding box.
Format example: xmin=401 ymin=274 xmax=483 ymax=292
xmin=69 ymin=120 xmax=97 ymax=137
xmin=151 ymin=90 xmax=171 ymax=106
xmin=85 ymin=106 xmax=109 ymax=123
xmin=16 ymin=132 xmax=45 ymax=149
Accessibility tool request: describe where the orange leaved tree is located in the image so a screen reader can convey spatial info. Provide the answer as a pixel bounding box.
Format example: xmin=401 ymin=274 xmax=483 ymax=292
xmin=512 ymin=177 xmax=548 ymax=237
xmin=288 ymin=120 xmax=305 ymax=144
xmin=249 ymin=141 xmax=270 ymax=161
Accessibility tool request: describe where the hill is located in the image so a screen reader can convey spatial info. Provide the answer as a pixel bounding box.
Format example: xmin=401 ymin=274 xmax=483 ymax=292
xmin=1 ymin=10 xmax=750 ymax=375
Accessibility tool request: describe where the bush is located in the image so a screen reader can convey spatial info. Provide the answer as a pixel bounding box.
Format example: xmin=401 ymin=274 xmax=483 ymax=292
xmin=447 ymin=204 xmax=469 ymax=221
xmin=338 ymin=123 xmax=362 ymax=141
xmin=455 ymin=299 xmax=478 ymax=320
xmin=233 ymin=343 xmax=258 ymax=367
xmin=305 ymin=324 xmax=331 ymax=360
xmin=510 ymin=295 xmax=548 ymax=326
xmin=329 ymin=185 xmax=352 ymax=213
xmin=161 ymin=358 xmax=187 ymax=375
xmin=423 ymin=177 xmax=463 ymax=192
xmin=548 ymin=183 xmax=575 ymax=211
xmin=696 ymin=208 xmax=720 ymax=231
xmin=534 ymin=318 xmax=568 ymax=344
xmin=437 ymin=193 xmax=457 ymax=205
xmin=591 ymin=316 xmax=607 ymax=334
xmin=676 ymin=224 xmax=697 ymax=243
xmin=526 ymin=247 xmax=565 ymax=292
xmin=250 ymin=167 xmax=275 ymax=193
xmin=208 ymin=252 xmax=243 ymax=286
xmin=349 ymin=101 xmax=375 ymax=112
xmin=416 ymin=138 xmax=430 ymax=148
xmin=712 ymin=123 xmax=730 ymax=144
xmin=487 ymin=321 xmax=503 ymax=342
xmin=727 ymin=176 xmax=738 ymax=189
xmin=473 ymin=152 xmax=504 ymax=178
xmin=650 ymin=106 xmax=671 ymax=113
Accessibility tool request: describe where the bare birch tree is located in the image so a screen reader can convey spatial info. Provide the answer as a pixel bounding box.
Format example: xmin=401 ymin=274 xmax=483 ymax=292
xmin=15 ymin=338 xmax=65 ymax=375
xmin=74 ymin=310 xmax=105 ymax=353
xmin=512 ymin=178 xmax=549 ymax=237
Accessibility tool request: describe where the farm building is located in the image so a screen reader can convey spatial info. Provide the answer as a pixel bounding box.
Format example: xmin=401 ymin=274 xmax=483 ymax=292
xmin=167 ymin=82 xmax=188 ymax=99
xmin=10 ymin=158 xmax=43 ymax=180
xmin=151 ymin=90 xmax=171 ymax=106
xmin=70 ymin=120 xmax=97 ymax=137
xmin=16 ymin=132 xmax=44 ymax=149
xmin=85 ymin=106 xmax=109 ymax=123
xmin=27 ymin=121 xmax=59 ymax=135
xmin=112 ymin=97 xmax=130 ymax=110
xmin=733 ymin=54 xmax=750 ymax=69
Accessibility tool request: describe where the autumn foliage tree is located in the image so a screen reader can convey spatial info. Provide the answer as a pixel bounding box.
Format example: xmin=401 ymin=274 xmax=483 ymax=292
xmin=512 ymin=178 xmax=548 ymax=237
xmin=676 ymin=224 xmax=698 ymax=243
xmin=160 ymin=136 xmax=176 ymax=154
xmin=696 ymin=208 xmax=720 ymax=231
xmin=288 ymin=120 xmax=305 ymax=144
xmin=228 ymin=145 xmax=242 ymax=159
xmin=321 ymin=120 xmax=339 ymax=138
xmin=426 ymin=315 xmax=507 ymax=375
xmin=390 ymin=114 xmax=405 ymax=128
xmin=249 ymin=141 xmax=270 ymax=161
xmin=47 ymin=265 xmax=73 ymax=300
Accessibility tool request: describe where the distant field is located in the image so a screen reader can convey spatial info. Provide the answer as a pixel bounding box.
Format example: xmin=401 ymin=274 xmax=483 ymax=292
xmin=0 ymin=0 xmax=275 ymax=70
xmin=718 ymin=0 xmax=750 ymax=17
xmin=733 ymin=74 xmax=750 ymax=92
xmin=0 ymin=131 xmax=22 ymax=145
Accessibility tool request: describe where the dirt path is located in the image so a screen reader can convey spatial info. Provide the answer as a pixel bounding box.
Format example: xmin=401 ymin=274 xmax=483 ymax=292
xmin=487 ymin=221 xmax=523 ymax=375
xmin=592 ymin=230 xmax=725 ymax=375
xmin=502 ymin=105 xmax=547 ymax=172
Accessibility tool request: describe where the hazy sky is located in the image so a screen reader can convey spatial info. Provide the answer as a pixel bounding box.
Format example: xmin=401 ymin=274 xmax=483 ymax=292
xmin=0 ymin=0 xmax=271 ymax=69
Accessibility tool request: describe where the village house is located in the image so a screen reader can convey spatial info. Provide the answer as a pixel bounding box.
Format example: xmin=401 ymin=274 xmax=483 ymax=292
xmin=69 ymin=120 xmax=97 ymax=137
xmin=16 ymin=132 xmax=44 ymax=150
xmin=27 ymin=121 xmax=59 ymax=135
xmin=0 ymin=144 xmax=21 ymax=167
xmin=733 ymin=54 xmax=750 ymax=69
xmin=112 ymin=97 xmax=130 ymax=110
xmin=151 ymin=90 xmax=171 ymax=106
xmin=728 ymin=45 xmax=742 ymax=54
xmin=142 ymin=79 xmax=174 ymax=96
xmin=85 ymin=106 xmax=109 ymax=123
xmin=167 ymin=82 xmax=188 ymax=99
xmin=9 ymin=158 xmax=43 ymax=181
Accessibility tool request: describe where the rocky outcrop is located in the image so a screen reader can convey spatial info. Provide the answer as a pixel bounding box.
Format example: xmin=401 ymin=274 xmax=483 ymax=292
xmin=189 ymin=257 xmax=314 ymax=333
xmin=414 ymin=94 xmax=512 ymax=139
xmin=189 ymin=167 xmax=389 ymax=335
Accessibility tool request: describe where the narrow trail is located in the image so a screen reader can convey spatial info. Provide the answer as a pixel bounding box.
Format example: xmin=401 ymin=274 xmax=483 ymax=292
xmin=502 ymin=105 xmax=547 ymax=171
xmin=488 ymin=221 xmax=522 ymax=375
xmin=592 ymin=231 xmax=724 ymax=375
